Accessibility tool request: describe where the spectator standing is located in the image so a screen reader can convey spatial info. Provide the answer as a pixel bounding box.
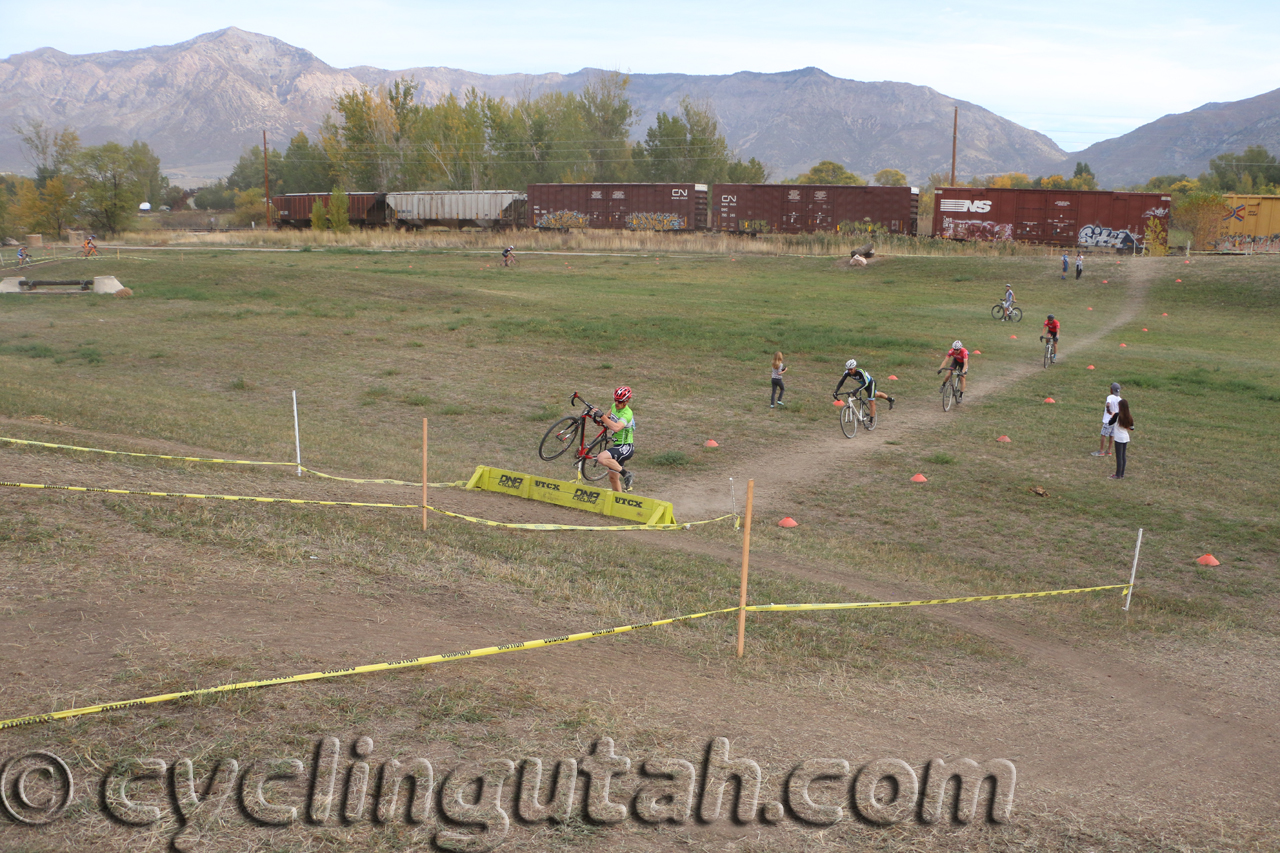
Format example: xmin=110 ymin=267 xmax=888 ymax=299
xmin=1109 ymin=398 xmax=1134 ymax=479
xmin=1061 ymin=251 xmax=1069 ymax=280
xmin=1075 ymin=252 xmax=1084 ymax=281
xmin=1093 ymin=382 xmax=1122 ymax=456
xmin=770 ymin=351 xmax=787 ymax=408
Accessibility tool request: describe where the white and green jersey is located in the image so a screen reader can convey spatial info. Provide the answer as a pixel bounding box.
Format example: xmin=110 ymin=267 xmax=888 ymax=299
xmin=609 ymin=404 xmax=635 ymax=445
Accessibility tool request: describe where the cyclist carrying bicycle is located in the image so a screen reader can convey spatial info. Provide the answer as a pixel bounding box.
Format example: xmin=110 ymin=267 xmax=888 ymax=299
xmin=585 ymin=386 xmax=636 ymax=492
xmin=1001 ymin=283 xmax=1016 ymax=319
xmin=833 ymin=359 xmax=893 ymax=418
xmin=501 ymin=245 xmax=515 ymax=266
xmin=938 ymin=340 xmax=968 ymax=399
xmin=1042 ymin=314 xmax=1060 ymax=361
xmin=16 ymin=245 xmax=30 ymax=267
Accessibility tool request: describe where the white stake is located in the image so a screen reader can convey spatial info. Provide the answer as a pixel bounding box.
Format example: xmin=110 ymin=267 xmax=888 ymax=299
xmin=292 ymin=390 xmax=302 ymax=476
xmin=1124 ymin=528 xmax=1142 ymax=611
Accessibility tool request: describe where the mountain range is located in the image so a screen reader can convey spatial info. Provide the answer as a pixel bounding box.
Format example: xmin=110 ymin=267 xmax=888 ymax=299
xmin=1 ymin=27 xmax=1276 ymax=189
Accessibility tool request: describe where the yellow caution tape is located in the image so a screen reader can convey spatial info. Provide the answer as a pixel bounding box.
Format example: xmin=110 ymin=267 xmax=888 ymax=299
xmin=745 ymin=583 xmax=1132 ymax=611
xmin=0 ymin=481 xmax=733 ymax=532
xmin=0 ymin=582 xmax=1130 ymax=730
xmin=0 ymin=606 xmax=740 ymax=729
xmin=0 ymin=436 xmax=458 ymax=488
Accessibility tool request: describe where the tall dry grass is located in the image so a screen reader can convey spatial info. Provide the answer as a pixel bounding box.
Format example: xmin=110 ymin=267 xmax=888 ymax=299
xmin=142 ymin=226 xmax=1067 ymax=258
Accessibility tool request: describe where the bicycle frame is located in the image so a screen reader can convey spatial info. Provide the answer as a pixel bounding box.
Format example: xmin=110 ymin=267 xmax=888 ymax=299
xmin=538 ymin=392 xmax=612 ymax=480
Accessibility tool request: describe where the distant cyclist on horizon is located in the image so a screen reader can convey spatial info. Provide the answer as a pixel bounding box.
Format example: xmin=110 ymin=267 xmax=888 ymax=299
xmin=502 ymin=245 xmax=515 ymax=267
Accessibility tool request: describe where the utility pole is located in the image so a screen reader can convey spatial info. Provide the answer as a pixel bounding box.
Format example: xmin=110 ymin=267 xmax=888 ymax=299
xmin=950 ymin=107 xmax=958 ymax=187
xmin=263 ymin=130 xmax=272 ymax=226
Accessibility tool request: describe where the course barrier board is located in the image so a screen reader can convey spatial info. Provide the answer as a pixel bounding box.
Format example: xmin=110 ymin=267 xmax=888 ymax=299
xmin=465 ymin=465 xmax=676 ymax=526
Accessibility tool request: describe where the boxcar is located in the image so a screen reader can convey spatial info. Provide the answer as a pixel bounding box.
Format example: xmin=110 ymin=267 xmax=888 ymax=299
xmin=386 ymin=191 xmax=526 ymax=230
xmin=1213 ymin=194 xmax=1280 ymax=253
xmin=714 ymin=184 xmax=919 ymax=235
xmin=527 ymin=183 xmax=709 ymax=231
xmin=933 ymin=187 xmax=1171 ymax=249
xmin=272 ymin=192 xmax=389 ymax=228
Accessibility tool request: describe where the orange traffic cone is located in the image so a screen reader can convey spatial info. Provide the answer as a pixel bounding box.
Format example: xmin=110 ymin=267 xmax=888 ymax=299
xmin=997 ymin=435 xmax=1011 ymax=442
xmin=779 ymin=517 xmax=798 ymax=528
xmin=1044 ymin=397 xmax=1056 ymax=403
xmin=1197 ymin=554 xmax=1220 ymax=566
xmin=704 ymin=440 xmax=719 ymax=447
xmin=910 ymin=473 xmax=928 ymax=483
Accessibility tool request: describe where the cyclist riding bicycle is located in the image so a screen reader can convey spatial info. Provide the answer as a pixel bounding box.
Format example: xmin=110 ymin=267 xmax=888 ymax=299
xmin=1042 ymin=314 xmax=1060 ymax=360
xmin=585 ymin=386 xmax=636 ymax=492
xmin=83 ymin=235 xmax=99 ymax=257
xmin=501 ymin=246 xmax=515 ymax=266
xmin=938 ymin=340 xmax=969 ymax=399
xmin=1001 ymin=283 xmax=1016 ymax=319
xmin=833 ymin=358 xmax=893 ymax=418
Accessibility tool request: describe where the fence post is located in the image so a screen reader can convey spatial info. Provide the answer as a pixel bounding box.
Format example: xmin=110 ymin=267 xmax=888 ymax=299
xmin=736 ymin=479 xmax=754 ymax=657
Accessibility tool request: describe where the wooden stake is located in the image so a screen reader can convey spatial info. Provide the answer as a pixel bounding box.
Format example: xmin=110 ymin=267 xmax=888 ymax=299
xmin=736 ymin=479 xmax=754 ymax=657
xmin=430 ymin=417 xmax=435 ymax=527
xmin=422 ymin=418 xmax=428 ymax=531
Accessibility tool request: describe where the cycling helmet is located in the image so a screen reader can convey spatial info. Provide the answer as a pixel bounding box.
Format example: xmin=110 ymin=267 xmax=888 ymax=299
xmin=953 ymin=340 xmax=963 ymax=349
xmin=1047 ymin=314 xmax=1055 ymax=320
xmin=845 ymin=359 xmax=857 ymax=370
xmin=613 ymin=386 xmax=632 ymax=404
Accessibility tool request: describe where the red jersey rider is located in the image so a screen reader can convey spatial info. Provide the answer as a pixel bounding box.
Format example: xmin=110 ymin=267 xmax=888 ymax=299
xmin=938 ymin=340 xmax=968 ymax=399
xmin=1042 ymin=314 xmax=1060 ymax=360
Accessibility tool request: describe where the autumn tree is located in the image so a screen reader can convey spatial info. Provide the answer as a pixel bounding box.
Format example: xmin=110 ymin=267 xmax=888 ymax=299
xmin=789 ymin=160 xmax=865 ymax=185
xmin=1173 ymin=190 xmax=1226 ymax=250
xmin=873 ymin=168 xmax=907 ymax=186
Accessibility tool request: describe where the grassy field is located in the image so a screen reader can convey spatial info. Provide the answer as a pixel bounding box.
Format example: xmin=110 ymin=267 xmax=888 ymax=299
xmin=0 ymin=239 xmax=1277 ymax=851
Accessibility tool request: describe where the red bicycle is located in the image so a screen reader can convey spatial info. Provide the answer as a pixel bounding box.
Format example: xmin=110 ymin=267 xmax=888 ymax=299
xmin=537 ymin=392 xmax=612 ymax=481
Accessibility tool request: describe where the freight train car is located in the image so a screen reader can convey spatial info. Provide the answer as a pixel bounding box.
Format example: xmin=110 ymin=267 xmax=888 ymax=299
xmin=933 ymin=187 xmax=1171 ymax=249
xmin=272 ymin=192 xmax=389 ymax=228
xmin=1212 ymin=194 xmax=1280 ymax=253
xmin=527 ymin=183 xmax=709 ymax=231
xmin=714 ymin=184 xmax=918 ymax=235
xmin=386 ymin=191 xmax=526 ymax=230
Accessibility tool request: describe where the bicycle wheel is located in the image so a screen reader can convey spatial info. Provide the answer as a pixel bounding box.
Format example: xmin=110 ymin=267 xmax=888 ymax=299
xmin=1044 ymin=342 xmax=1051 ymax=369
xmin=1009 ymin=306 xmax=1022 ymax=322
xmin=862 ymin=398 xmax=877 ymax=431
xmin=839 ymin=398 xmax=858 ymax=438
xmin=942 ymin=380 xmax=954 ymax=411
xmin=992 ymin=304 xmax=1005 ymax=320
xmin=580 ymin=433 xmax=612 ymax=481
xmin=538 ymin=416 xmax=580 ymax=461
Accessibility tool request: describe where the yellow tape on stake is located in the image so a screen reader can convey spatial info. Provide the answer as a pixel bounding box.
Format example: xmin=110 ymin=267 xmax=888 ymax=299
xmin=745 ymin=583 xmax=1132 ymax=612
xmin=0 ymin=481 xmax=731 ymax=531
xmin=0 ymin=436 xmax=460 ymax=488
xmin=0 ymin=583 xmax=1130 ymax=730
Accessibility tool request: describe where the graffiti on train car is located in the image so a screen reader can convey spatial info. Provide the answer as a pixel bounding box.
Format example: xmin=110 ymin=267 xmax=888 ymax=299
xmin=1078 ymin=224 xmax=1137 ymax=249
xmin=626 ymin=212 xmax=685 ymax=231
xmin=536 ymin=210 xmax=590 ymax=229
xmin=940 ymin=218 xmax=1014 ymax=241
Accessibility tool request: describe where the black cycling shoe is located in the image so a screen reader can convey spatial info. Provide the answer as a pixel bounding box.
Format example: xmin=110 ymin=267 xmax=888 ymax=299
xmin=888 ymin=396 xmax=895 ymax=410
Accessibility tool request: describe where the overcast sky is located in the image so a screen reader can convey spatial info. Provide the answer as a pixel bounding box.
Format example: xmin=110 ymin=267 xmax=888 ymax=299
xmin=4 ymin=1 xmax=1278 ymax=153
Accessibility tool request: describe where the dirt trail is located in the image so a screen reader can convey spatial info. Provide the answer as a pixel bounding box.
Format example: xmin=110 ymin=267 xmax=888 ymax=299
xmin=666 ymin=262 xmax=1154 ymax=520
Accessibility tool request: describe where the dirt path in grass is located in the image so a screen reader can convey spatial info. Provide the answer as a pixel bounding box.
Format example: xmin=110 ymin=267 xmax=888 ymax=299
xmin=664 ymin=260 xmax=1156 ymax=521
xmin=4 ymin=257 xmax=1277 ymax=849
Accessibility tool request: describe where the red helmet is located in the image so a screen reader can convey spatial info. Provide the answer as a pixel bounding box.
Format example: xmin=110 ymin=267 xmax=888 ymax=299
xmin=613 ymin=386 xmax=633 ymax=404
